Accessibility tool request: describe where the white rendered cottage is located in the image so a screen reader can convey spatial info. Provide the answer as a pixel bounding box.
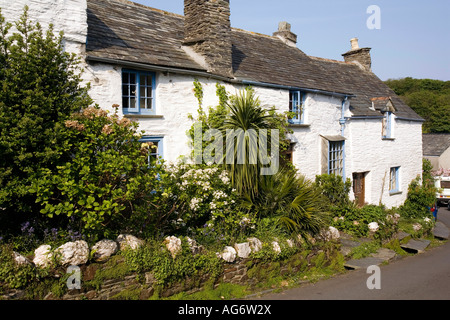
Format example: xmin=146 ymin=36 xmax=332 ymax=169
xmin=0 ymin=0 xmax=424 ymax=208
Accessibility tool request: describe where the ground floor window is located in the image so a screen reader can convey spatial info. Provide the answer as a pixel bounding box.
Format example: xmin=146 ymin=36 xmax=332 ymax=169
xmin=328 ymin=140 xmax=345 ymax=176
xmin=140 ymin=136 xmax=164 ymax=166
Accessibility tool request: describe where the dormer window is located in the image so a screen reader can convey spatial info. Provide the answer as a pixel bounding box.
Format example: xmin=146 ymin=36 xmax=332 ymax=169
xmin=382 ymin=111 xmax=393 ymax=139
xmin=289 ymin=91 xmax=306 ymax=124
xmin=370 ymin=97 xmax=396 ymax=140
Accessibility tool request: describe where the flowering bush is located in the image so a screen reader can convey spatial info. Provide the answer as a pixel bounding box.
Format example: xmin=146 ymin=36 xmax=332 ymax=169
xmin=31 ymin=106 xmax=162 ymax=240
xmin=162 ymin=163 xmax=255 ymax=243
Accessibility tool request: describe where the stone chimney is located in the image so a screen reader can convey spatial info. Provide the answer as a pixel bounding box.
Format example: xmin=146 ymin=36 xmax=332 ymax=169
xmin=273 ymin=21 xmax=297 ymax=48
xmin=183 ymin=0 xmax=233 ymax=78
xmin=342 ymin=38 xmax=372 ymax=72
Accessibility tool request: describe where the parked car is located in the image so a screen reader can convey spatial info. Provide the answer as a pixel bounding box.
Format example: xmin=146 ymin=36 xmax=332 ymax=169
xmin=435 ymin=175 xmax=450 ymax=209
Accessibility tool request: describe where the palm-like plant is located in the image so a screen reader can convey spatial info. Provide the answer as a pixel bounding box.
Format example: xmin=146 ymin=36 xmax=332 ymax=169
xmin=220 ymin=88 xmax=326 ymax=238
xmin=221 ymin=88 xmax=273 ymax=198
xmin=243 ymin=168 xmax=327 ymax=239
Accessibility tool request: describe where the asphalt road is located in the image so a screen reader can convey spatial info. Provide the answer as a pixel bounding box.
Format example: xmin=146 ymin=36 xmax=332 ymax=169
xmin=255 ymin=208 xmax=450 ymax=300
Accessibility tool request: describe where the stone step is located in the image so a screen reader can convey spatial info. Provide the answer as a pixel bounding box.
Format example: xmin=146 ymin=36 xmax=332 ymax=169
xmin=400 ymin=239 xmax=431 ymax=254
xmin=396 ymin=231 xmax=411 ymax=242
xmin=433 ymin=221 xmax=450 ymax=240
xmin=340 ymin=239 xmax=362 ymax=257
xmin=344 ymin=256 xmax=385 ymax=270
xmin=370 ymin=248 xmax=397 ymax=261
xmin=343 ymin=247 xmax=397 ymax=270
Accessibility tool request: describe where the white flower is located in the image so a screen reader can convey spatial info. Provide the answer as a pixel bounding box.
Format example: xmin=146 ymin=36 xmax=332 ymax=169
xmin=189 ymin=198 xmax=201 ymax=211
xmin=219 ymin=171 xmax=230 ymax=184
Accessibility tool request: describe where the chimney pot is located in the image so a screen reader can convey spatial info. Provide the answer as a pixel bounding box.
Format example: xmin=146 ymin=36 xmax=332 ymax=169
xmin=350 ymin=37 xmax=359 ymax=50
xmin=273 ymin=21 xmax=297 ymax=48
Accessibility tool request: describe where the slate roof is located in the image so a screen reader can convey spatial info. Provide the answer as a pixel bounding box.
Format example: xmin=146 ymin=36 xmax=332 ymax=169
xmin=423 ymin=134 xmax=450 ymax=156
xmin=86 ymin=0 xmax=423 ymax=121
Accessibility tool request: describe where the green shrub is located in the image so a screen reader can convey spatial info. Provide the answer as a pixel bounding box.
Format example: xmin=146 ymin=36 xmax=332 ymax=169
xmin=400 ymin=176 xmax=437 ymax=219
xmin=0 ymin=244 xmax=43 ymax=289
xmin=0 ymin=8 xmax=91 ymax=236
xmin=31 ymin=106 xmax=162 ymax=240
xmin=315 ymin=174 xmax=352 ymax=209
xmin=331 ymin=204 xmax=397 ymax=240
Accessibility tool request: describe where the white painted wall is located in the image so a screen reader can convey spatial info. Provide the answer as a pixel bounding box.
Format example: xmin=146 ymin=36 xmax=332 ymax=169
xmin=347 ymin=117 xmax=423 ymax=208
xmin=290 ymin=94 xmax=348 ymax=181
xmin=0 ymin=0 xmax=87 ymax=56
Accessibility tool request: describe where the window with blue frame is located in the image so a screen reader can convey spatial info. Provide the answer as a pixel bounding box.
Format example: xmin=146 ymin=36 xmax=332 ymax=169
xmin=122 ymin=70 xmax=156 ymax=115
xmin=289 ymin=91 xmax=306 ymax=124
xmin=389 ymin=166 xmax=400 ymax=193
xmin=382 ymin=112 xmax=393 ymax=139
xmin=328 ymin=140 xmax=345 ymax=176
xmin=140 ymin=136 xmax=164 ymax=166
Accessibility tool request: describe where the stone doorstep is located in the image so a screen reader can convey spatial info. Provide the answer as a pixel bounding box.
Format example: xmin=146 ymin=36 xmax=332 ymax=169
xmin=400 ymin=239 xmax=431 ymax=254
xmin=344 ymin=256 xmax=386 ymax=270
xmin=433 ymin=221 xmax=450 ymax=240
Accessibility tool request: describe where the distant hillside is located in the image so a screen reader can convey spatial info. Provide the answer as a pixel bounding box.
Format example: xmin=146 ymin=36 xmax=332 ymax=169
xmin=384 ymin=77 xmax=450 ymax=133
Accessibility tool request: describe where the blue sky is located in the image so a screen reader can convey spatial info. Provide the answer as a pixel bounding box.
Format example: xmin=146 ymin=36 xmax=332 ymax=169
xmin=133 ymin=0 xmax=449 ymax=81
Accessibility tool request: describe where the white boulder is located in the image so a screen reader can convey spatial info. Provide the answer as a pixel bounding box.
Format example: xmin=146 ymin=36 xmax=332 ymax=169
xmin=13 ymin=251 xmax=32 ymax=266
xmin=320 ymin=226 xmax=341 ymax=241
xmin=247 ymin=237 xmax=262 ymax=252
xmin=33 ymin=245 xmax=53 ymax=268
xmin=164 ymin=236 xmax=182 ymax=258
xmin=186 ymin=237 xmax=201 ymax=254
xmin=116 ymin=234 xmax=144 ymax=251
xmin=55 ymin=240 xmax=89 ymax=266
xmin=234 ymin=242 xmax=252 ymax=259
xmin=91 ymin=239 xmax=118 ymax=262
xmin=272 ymin=241 xmax=281 ymax=254
xmin=220 ymin=246 xmax=237 ymax=263
xmin=368 ymin=222 xmax=380 ymax=233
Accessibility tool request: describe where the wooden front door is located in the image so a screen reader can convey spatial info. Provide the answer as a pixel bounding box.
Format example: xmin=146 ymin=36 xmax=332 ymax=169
xmin=353 ymin=172 xmax=366 ymax=207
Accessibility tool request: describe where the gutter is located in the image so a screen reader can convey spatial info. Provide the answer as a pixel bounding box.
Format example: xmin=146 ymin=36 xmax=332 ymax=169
xmin=350 ymin=115 xmax=425 ymax=123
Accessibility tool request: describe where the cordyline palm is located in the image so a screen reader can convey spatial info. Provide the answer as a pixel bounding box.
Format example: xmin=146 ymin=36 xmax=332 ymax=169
xmin=220 ymin=88 xmax=272 ymax=199
xmin=221 ymin=88 xmax=326 ymax=238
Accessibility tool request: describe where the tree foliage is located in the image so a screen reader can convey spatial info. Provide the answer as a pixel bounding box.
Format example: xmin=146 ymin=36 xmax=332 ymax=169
xmin=384 ymin=77 xmax=450 ymax=133
xmin=31 ymin=106 xmax=162 ymax=240
xmin=0 ymin=7 xmax=91 ymax=233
